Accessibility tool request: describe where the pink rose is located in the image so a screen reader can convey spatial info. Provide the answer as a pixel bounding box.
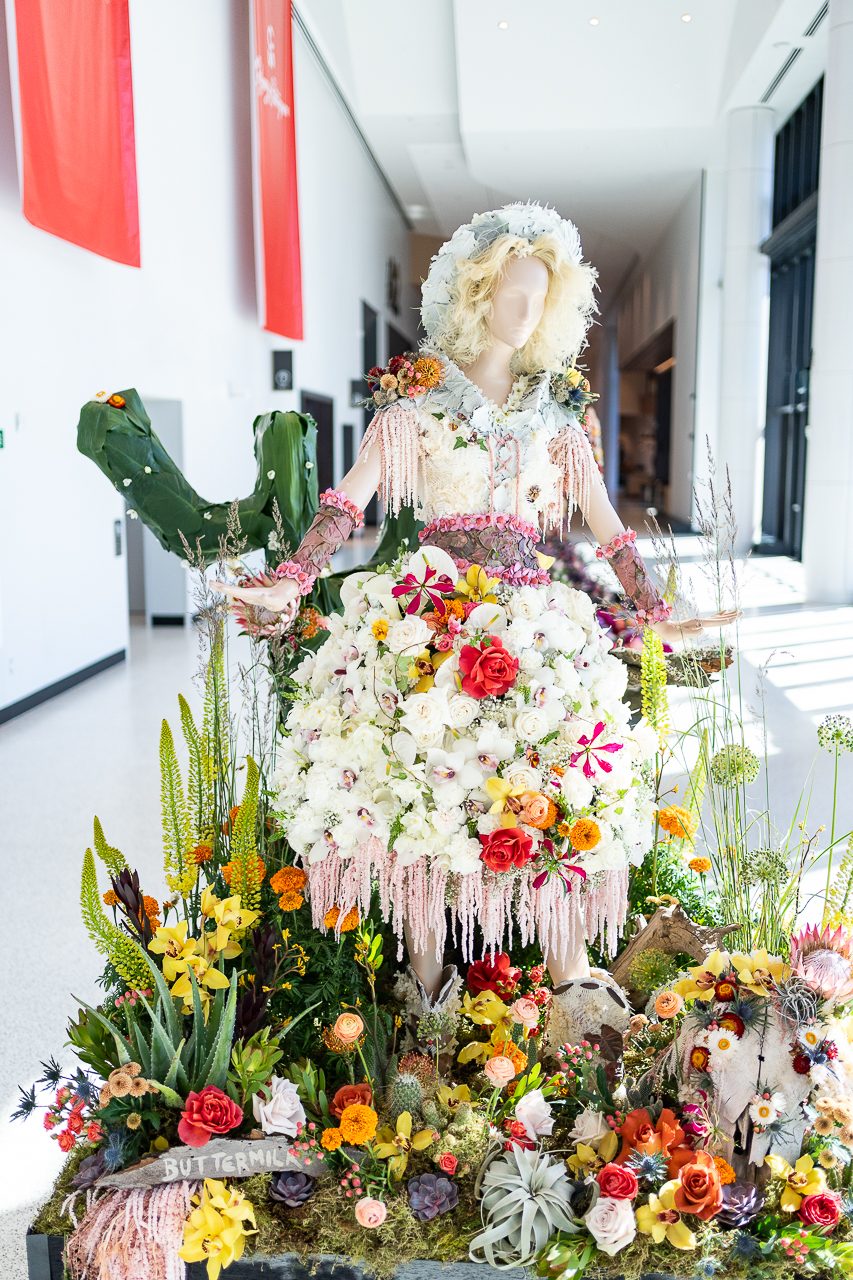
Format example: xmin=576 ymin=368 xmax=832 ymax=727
xmin=437 ymin=1151 xmax=458 ymax=1175
xmin=484 ymin=1055 xmax=516 ymax=1087
xmin=355 ymin=1197 xmax=387 ymax=1229
xmin=510 ymin=997 xmax=540 ymax=1029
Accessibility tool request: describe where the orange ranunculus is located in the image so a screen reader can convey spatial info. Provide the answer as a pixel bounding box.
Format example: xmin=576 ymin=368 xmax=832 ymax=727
xmin=334 ymin=1012 xmax=365 ymax=1045
xmin=330 ymin=1083 xmax=373 ymax=1119
xmin=673 ymin=1150 xmax=723 ymax=1220
xmin=270 ymin=865 xmax=307 ymax=895
xmin=654 ymin=990 xmax=684 ymax=1019
xmin=516 ymin=792 xmax=558 ymax=830
xmin=616 ymin=1107 xmax=692 ymax=1175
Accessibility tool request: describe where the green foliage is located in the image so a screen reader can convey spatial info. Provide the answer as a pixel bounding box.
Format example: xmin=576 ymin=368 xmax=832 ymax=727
xmin=66 ymin=1006 xmax=123 ymax=1077
xmin=282 ymin=1060 xmax=330 ymax=1124
xmin=159 ymin=719 xmax=194 ymax=897
xmin=201 ymin=632 xmax=230 ymax=823
xmin=92 ymin=816 xmax=127 ymax=878
xmin=682 ymin=731 xmax=709 ymax=833
xmin=79 ymin=849 xmax=150 ymax=989
xmin=231 ymin=757 xmax=262 ymax=910
xmin=228 ymin=1027 xmax=283 ymax=1108
xmin=179 ymin=693 xmax=214 ymax=847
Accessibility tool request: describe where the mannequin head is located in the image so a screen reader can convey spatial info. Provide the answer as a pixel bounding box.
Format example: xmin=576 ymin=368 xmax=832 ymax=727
xmin=435 ymin=233 xmax=597 ymax=373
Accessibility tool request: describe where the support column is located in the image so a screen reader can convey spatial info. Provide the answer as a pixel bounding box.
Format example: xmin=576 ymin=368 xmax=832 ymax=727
xmin=802 ymin=0 xmax=853 ymax=603
xmin=716 ymin=106 xmax=774 ymax=553
xmin=600 ymin=315 xmax=620 ymax=500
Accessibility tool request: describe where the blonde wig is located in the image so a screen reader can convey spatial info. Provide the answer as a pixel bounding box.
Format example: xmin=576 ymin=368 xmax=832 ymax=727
xmin=431 ymin=233 xmax=598 ymax=374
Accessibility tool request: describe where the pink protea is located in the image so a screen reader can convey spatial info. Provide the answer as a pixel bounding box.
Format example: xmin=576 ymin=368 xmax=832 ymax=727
xmin=790 ymin=922 xmax=853 ymax=1001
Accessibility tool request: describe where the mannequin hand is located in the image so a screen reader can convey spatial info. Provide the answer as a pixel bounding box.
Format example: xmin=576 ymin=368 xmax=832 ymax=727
xmin=212 ymin=575 xmax=301 ymax=626
xmin=652 ymin=609 xmax=740 ymax=646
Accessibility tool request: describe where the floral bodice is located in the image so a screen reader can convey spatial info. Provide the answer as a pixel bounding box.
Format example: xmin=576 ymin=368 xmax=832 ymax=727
xmin=361 ymin=352 xmax=599 ymax=538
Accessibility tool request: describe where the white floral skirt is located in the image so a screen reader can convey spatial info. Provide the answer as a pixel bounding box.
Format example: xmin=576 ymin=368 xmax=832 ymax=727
xmin=273 ymin=541 xmax=657 ymax=963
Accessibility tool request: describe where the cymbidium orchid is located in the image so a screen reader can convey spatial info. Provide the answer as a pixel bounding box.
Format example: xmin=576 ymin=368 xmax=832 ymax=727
xmin=373 ymin=1111 xmax=436 ymax=1179
xmin=148 ymin=922 xmax=198 ymax=984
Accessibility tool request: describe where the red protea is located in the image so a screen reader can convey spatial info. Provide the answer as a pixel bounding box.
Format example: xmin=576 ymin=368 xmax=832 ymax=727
xmin=790 ymin=923 xmax=853 ymax=1002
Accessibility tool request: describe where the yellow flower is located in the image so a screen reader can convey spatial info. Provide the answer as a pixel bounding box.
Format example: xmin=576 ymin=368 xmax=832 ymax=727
xmin=672 ymin=951 xmax=731 ymax=1002
xmin=765 ymin=1153 xmax=826 ymax=1211
xmin=179 ymin=1179 xmax=256 ymax=1280
xmin=566 ymin=367 xmax=583 ymax=389
xmin=437 ymin=1084 xmax=471 ymax=1111
xmin=484 ymin=776 xmax=526 ymax=826
xmin=409 ymin=648 xmax=452 ymax=693
xmin=209 ymin=895 xmax=259 ymax=952
xmin=566 ymin=1135 xmax=618 ymax=1175
xmin=460 ymin=990 xmax=511 ymax=1033
xmin=456 ymin=564 xmax=499 ymax=603
xmin=636 ymin=1181 xmax=696 ymax=1249
xmin=373 ymin=1111 xmax=435 ymax=1179
xmin=170 ymin=953 xmax=230 ymax=1014
xmin=321 ymin=1127 xmax=343 ymax=1151
xmin=688 ymin=857 xmax=712 ymax=874
xmin=731 ymin=950 xmax=790 ymax=996
xmin=372 ymin=618 xmax=389 ymax=642
xmin=148 ymin=922 xmax=198 ymax=983
xmin=658 ymin=805 xmax=697 ymax=841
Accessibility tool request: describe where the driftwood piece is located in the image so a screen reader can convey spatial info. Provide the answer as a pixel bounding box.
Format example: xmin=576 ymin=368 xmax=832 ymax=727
xmin=611 ymin=903 xmax=739 ymax=993
xmin=97 ymin=1136 xmax=325 ymax=1188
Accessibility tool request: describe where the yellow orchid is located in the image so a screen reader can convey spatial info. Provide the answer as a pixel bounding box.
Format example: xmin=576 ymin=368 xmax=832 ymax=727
xmin=373 ymin=1111 xmax=436 ymax=1179
xmin=409 ymin=648 xmax=452 ymax=693
xmin=484 ymin=776 xmax=527 ymax=827
xmin=461 ymin=990 xmax=512 ymax=1031
xmin=170 ymin=952 xmax=230 ymax=1014
xmin=535 ymin=550 xmax=556 ymax=572
xmin=437 ymin=1084 xmax=471 ymax=1111
xmin=567 ymin=1130 xmax=619 ymax=1175
xmin=565 ymin=367 xmax=583 ymax=389
xmin=672 ymin=951 xmax=732 ymax=1002
xmin=765 ymin=1153 xmax=826 ymax=1211
xmin=209 ymin=896 xmax=259 ymax=952
xmin=200 ymin=887 xmax=221 ymax=918
xmin=179 ymin=1178 xmax=256 ymax=1280
xmin=731 ymin=949 xmax=790 ymax=996
xmin=456 ymin=565 xmax=499 ymax=603
xmin=148 ymin=921 xmax=199 ymax=983
xmin=636 ymin=1180 xmax=696 ymax=1250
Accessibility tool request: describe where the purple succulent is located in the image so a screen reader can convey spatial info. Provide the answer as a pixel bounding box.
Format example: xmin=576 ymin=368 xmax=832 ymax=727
xmin=716 ymin=1181 xmax=764 ymax=1229
xmin=269 ymin=1170 xmax=316 ymax=1207
xmin=71 ymin=1148 xmax=108 ymax=1190
xmin=407 ymin=1173 xmax=458 ymax=1222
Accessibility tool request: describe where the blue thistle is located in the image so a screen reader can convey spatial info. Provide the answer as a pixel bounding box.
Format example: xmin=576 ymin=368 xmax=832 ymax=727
xmin=69 ymin=1069 xmax=100 ymax=1106
xmin=103 ymin=1130 xmax=130 ymax=1172
xmin=624 ymin=1150 xmax=669 ymax=1189
xmin=731 ymin=1232 xmax=760 ymax=1260
xmin=695 ymin=1259 xmax=720 ymax=1278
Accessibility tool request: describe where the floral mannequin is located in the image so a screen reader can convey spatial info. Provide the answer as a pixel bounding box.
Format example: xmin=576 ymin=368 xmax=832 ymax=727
xmin=217 ymin=204 xmax=735 ymax=1012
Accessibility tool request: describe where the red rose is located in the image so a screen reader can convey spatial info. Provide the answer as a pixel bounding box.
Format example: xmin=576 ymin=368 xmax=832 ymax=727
xmin=597 ymin=1163 xmax=639 ymax=1200
xmin=504 ymin=1119 xmax=535 ymax=1150
xmin=792 ymin=1053 xmax=812 ymax=1075
xmin=479 ymin=827 xmax=535 ymax=874
xmin=799 ymin=1192 xmax=841 ymax=1230
xmin=57 ymin=1129 xmax=76 ymax=1152
xmin=330 ymin=1083 xmax=373 ymax=1119
xmin=466 ymin=953 xmax=521 ymax=997
xmin=178 ymin=1085 xmax=244 ymax=1148
xmin=438 ymin=1151 xmax=459 ymax=1175
xmin=459 ymin=637 xmax=519 ymax=699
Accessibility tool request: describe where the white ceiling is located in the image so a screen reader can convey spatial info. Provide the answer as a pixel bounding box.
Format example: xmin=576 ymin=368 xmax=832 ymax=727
xmin=299 ymin=0 xmax=828 ymax=305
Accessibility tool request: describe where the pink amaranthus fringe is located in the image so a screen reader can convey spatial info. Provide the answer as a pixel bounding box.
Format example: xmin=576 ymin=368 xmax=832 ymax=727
xmin=305 ymin=848 xmax=629 ymax=964
xmin=547 ymin=424 xmax=596 ymax=533
xmin=65 ymin=1182 xmax=197 ymax=1280
xmin=360 ymin=401 xmax=421 ymax=516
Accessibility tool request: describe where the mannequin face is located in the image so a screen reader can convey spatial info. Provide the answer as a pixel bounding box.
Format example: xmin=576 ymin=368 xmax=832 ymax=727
xmin=487 ymin=254 xmax=549 ymax=351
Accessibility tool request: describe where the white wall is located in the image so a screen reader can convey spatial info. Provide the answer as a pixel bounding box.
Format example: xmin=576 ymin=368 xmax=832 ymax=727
xmin=0 ymin=0 xmax=408 ymax=713
xmin=616 ymin=177 xmax=704 ymax=523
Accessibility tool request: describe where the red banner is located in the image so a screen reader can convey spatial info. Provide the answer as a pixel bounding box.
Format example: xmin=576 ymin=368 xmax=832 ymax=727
xmin=251 ymin=0 xmax=303 ymax=339
xmin=7 ymin=0 xmax=140 ymax=266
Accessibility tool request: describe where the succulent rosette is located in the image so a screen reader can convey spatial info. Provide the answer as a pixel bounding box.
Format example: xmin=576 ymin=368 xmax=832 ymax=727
xmin=273 ymin=544 xmax=656 ymax=964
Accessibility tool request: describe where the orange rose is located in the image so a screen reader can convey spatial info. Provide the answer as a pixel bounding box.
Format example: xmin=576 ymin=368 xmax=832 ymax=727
xmin=334 ymin=1012 xmax=365 ymax=1045
xmin=616 ymin=1107 xmax=692 ymax=1175
xmin=330 ymin=1083 xmax=373 ymax=1119
xmin=654 ymin=991 xmax=684 ymax=1019
xmin=516 ymin=792 xmax=557 ymax=830
xmin=673 ymin=1150 xmax=723 ymax=1220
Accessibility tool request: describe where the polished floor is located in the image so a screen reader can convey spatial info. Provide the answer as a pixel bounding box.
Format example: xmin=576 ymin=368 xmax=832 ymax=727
xmin=1 ymin=544 xmax=852 ymax=1276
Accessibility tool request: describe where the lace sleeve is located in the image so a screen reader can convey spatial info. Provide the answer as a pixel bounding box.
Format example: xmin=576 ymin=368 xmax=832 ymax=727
xmin=547 ymin=421 xmax=598 ymax=531
xmin=359 ymin=400 xmax=422 ymax=516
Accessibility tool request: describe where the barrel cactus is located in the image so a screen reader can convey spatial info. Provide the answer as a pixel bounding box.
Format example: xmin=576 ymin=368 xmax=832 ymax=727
xmin=470 ymin=1146 xmax=580 ymax=1267
xmin=389 ymin=1072 xmax=424 ymax=1120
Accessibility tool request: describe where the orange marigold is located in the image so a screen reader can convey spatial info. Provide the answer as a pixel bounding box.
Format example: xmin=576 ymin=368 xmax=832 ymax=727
xmin=689 ymin=856 xmax=712 ymax=874
xmin=299 ymin=607 xmax=324 ymax=640
xmin=412 ymin=355 xmax=442 ymax=389
xmin=658 ymin=805 xmax=697 ymax=840
xmin=490 ymin=1039 xmax=527 ymax=1076
xmin=321 ymin=1127 xmax=343 ymax=1151
xmin=102 ymin=890 xmax=119 ymax=908
xmin=714 ymin=1156 xmax=736 ymax=1185
xmin=324 ymin=905 xmax=360 ymax=933
xmin=192 ymin=843 xmax=213 ymax=865
xmin=569 ymin=818 xmax=601 ymax=852
xmin=278 ymin=891 xmax=304 ymax=912
xmin=270 ymin=866 xmax=307 ymax=895
xmin=221 ymin=856 xmax=266 ymax=889
xmin=338 ymin=1103 xmax=379 ymax=1145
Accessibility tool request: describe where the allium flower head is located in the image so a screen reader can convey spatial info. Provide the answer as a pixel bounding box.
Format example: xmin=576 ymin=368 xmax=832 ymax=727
xmin=817 ymin=714 xmax=853 ymax=753
xmin=710 ymin=744 xmax=760 ymax=787
xmin=744 ymin=847 xmax=788 ymax=887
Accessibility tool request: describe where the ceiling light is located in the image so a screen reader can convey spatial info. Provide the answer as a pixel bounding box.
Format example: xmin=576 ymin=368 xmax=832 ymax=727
xmin=497 ymin=20 xmax=509 ymax=29
xmin=681 ymin=12 xmax=692 ymax=21
xmin=589 ymin=16 xmax=600 ymax=25
xmin=406 ymin=204 xmax=428 ymax=221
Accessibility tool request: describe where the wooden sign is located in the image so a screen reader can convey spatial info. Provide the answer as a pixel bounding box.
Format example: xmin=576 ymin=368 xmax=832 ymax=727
xmin=98 ymin=1136 xmax=325 ymax=1188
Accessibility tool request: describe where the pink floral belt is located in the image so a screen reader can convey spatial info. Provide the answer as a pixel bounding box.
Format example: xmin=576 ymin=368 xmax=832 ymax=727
xmin=418 ymin=513 xmax=550 ymax=588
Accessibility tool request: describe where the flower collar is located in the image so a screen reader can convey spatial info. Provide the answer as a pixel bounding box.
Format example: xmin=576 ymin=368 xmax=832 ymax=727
xmin=422 ymin=351 xmax=552 ymax=435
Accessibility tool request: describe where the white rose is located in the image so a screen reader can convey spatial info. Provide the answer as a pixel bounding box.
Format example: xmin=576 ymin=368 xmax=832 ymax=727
xmin=400 ymin=692 xmax=449 ymax=749
xmin=584 ymin=1197 xmax=636 ymax=1256
xmin=505 ymin=587 xmax=543 ymax=621
xmin=515 ymin=1088 xmax=554 ymax=1139
xmin=252 ymin=1076 xmax=306 ymax=1137
xmin=504 ymin=762 xmax=541 ymax=792
xmin=568 ymin=1106 xmax=611 ymax=1145
xmin=514 ymin=706 xmax=550 ymax=743
xmin=447 ymin=693 xmax=479 ymax=729
xmin=386 ymin=615 xmax=432 ymax=654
